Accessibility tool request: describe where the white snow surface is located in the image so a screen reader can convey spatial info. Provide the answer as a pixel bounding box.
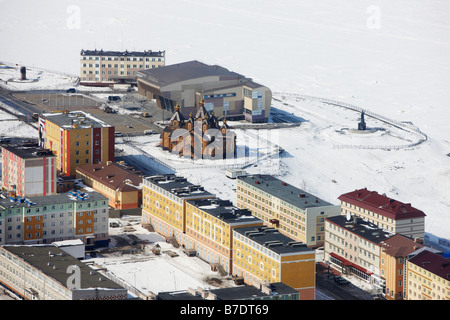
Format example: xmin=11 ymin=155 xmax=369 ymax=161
xmin=1 ymin=0 xmax=449 ymax=240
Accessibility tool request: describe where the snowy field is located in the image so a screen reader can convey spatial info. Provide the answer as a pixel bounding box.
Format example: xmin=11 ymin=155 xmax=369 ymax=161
xmin=1 ymin=0 xmax=448 ymax=240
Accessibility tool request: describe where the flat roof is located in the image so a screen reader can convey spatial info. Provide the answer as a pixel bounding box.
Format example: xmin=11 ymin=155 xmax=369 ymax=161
xmin=137 ymin=60 xmax=246 ymax=87
xmin=238 ymin=175 xmax=335 ymax=210
xmin=187 ymin=197 xmax=262 ymax=225
xmin=3 ymin=245 xmax=124 ymax=290
xmin=145 ymin=174 xmax=214 ymax=199
xmin=1 ymin=143 xmax=55 ymax=159
xmin=81 ymin=49 xmax=165 ymax=57
xmin=233 ymin=225 xmax=313 ymax=255
xmin=0 ymin=190 xmax=108 ymax=209
xmin=42 ymin=111 xmax=112 ymax=129
xmin=157 ymin=282 xmax=298 ymax=300
xmin=326 ymin=215 xmax=392 ymax=244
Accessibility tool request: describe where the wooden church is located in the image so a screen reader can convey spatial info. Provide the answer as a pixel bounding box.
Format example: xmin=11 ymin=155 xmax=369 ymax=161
xmin=159 ymin=100 xmax=237 ymax=160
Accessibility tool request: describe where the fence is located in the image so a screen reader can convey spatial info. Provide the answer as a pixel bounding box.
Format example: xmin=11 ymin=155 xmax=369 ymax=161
xmin=275 ymin=92 xmax=428 ymax=150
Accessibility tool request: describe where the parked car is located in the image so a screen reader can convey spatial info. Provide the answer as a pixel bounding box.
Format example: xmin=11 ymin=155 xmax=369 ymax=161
xmin=66 ymin=88 xmax=76 ymax=93
xmin=333 ymin=276 xmax=350 ymax=285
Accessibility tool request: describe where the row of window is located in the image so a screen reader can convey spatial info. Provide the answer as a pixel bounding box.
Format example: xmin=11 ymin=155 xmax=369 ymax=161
xmin=82 ymin=56 xmax=163 ymax=62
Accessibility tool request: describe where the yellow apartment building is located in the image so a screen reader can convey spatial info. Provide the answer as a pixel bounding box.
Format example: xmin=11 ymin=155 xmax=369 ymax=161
xmin=38 ymin=111 xmax=115 ymax=177
xmin=406 ymin=249 xmax=450 ymax=300
xmin=233 ymin=225 xmax=316 ymax=300
xmin=141 ymin=174 xmax=214 ymax=245
xmin=236 ymin=175 xmax=340 ymax=247
xmin=185 ymin=198 xmax=263 ymax=274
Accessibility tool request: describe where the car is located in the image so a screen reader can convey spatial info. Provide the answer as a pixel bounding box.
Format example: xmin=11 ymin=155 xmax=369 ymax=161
xmin=66 ymin=88 xmax=76 ymax=93
xmin=114 ymin=132 xmax=124 ymax=137
xmin=333 ymin=276 xmax=350 ymax=285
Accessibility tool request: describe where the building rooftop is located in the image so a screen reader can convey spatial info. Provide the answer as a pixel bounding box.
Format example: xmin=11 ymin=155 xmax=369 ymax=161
xmin=338 ymin=188 xmax=426 ymax=220
xmin=0 ymin=190 xmax=108 ymax=209
xmin=145 ymin=174 xmax=214 ymax=199
xmin=238 ymin=175 xmax=335 ymax=210
xmin=76 ymin=162 xmax=142 ymax=192
xmin=81 ymin=49 xmax=165 ymax=57
xmin=187 ymin=197 xmax=262 ymax=225
xmin=233 ymin=225 xmax=313 ymax=255
xmin=157 ymin=282 xmax=298 ymax=300
xmin=3 ymin=245 xmax=124 ymax=290
xmin=326 ymin=215 xmax=392 ymax=245
xmin=379 ymin=234 xmax=423 ymax=257
xmin=41 ymin=111 xmax=112 ymax=129
xmin=408 ymin=250 xmax=450 ymax=281
xmin=1 ymin=143 xmax=55 ymax=159
xmin=137 ymin=60 xmax=247 ymax=88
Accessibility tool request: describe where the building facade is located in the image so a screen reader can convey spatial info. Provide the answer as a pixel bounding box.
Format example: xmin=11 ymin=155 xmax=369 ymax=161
xmin=236 ymin=175 xmax=340 ymax=247
xmin=233 ymin=225 xmax=316 ymax=300
xmin=0 ymin=245 xmax=127 ymax=300
xmin=141 ymin=174 xmax=215 ymax=245
xmin=80 ymin=49 xmax=165 ymax=86
xmin=38 ymin=111 xmax=115 ymax=177
xmin=406 ymin=249 xmax=450 ymax=300
xmin=76 ymin=161 xmax=143 ymax=209
xmin=185 ymin=197 xmax=263 ymax=275
xmin=324 ymin=214 xmax=391 ymax=290
xmin=137 ymin=60 xmax=272 ymax=123
xmin=1 ymin=144 xmax=57 ymax=197
xmin=379 ymin=234 xmax=423 ymax=300
xmin=0 ymin=191 xmax=109 ymax=248
xmin=338 ymin=188 xmax=426 ymax=241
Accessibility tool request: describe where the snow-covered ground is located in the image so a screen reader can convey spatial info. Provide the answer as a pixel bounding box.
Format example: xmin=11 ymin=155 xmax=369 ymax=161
xmin=0 ymin=0 xmax=449 ymax=299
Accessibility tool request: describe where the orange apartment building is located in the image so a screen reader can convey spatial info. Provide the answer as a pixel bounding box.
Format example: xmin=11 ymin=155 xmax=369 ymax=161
xmin=1 ymin=144 xmax=57 ymax=197
xmin=76 ymin=161 xmax=143 ymax=210
xmin=38 ymin=111 xmax=115 ymax=177
xmin=379 ymin=234 xmax=424 ymax=300
xmin=233 ymin=225 xmax=316 ymax=300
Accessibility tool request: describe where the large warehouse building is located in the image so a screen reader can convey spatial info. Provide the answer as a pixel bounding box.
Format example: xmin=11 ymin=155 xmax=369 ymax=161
xmin=137 ymin=60 xmax=272 ymax=123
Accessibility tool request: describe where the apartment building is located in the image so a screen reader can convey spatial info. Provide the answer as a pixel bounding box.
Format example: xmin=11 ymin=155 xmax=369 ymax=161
xmin=338 ymin=188 xmax=426 ymax=240
xmin=38 ymin=111 xmax=115 ymax=177
xmin=406 ymin=249 xmax=450 ymax=300
xmin=0 ymin=245 xmax=126 ymax=300
xmin=236 ymin=175 xmax=340 ymax=247
xmin=157 ymin=282 xmax=299 ymax=300
xmin=76 ymin=161 xmax=143 ymax=209
xmin=141 ymin=174 xmax=214 ymax=245
xmin=80 ymin=49 xmax=165 ymax=86
xmin=233 ymin=225 xmax=316 ymax=300
xmin=324 ymin=214 xmax=392 ymax=290
xmin=379 ymin=234 xmax=424 ymax=300
xmin=137 ymin=60 xmax=272 ymax=123
xmin=185 ymin=197 xmax=263 ymax=275
xmin=0 ymin=191 xmax=109 ymax=248
xmin=1 ymin=144 xmax=57 ymax=197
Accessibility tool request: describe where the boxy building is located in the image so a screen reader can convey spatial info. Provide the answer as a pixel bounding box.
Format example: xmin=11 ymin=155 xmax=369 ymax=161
xmin=233 ymin=225 xmax=316 ymax=300
xmin=338 ymin=188 xmax=426 ymax=241
xmin=38 ymin=111 xmax=115 ymax=177
xmin=0 ymin=245 xmax=127 ymax=300
xmin=1 ymin=144 xmax=57 ymax=197
xmin=137 ymin=60 xmax=272 ymax=123
xmin=236 ymin=174 xmax=340 ymax=247
xmin=0 ymin=190 xmax=109 ymax=248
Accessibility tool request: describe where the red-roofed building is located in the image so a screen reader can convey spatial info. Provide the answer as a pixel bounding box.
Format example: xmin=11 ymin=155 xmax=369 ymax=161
xmin=338 ymin=188 xmax=426 ymax=241
xmin=406 ymin=249 xmax=450 ymax=300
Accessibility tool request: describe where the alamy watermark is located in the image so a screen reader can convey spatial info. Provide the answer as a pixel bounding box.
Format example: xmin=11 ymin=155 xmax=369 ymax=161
xmin=66 ymin=5 xmax=81 ymax=30
xmin=366 ymin=5 xmax=381 ymax=30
